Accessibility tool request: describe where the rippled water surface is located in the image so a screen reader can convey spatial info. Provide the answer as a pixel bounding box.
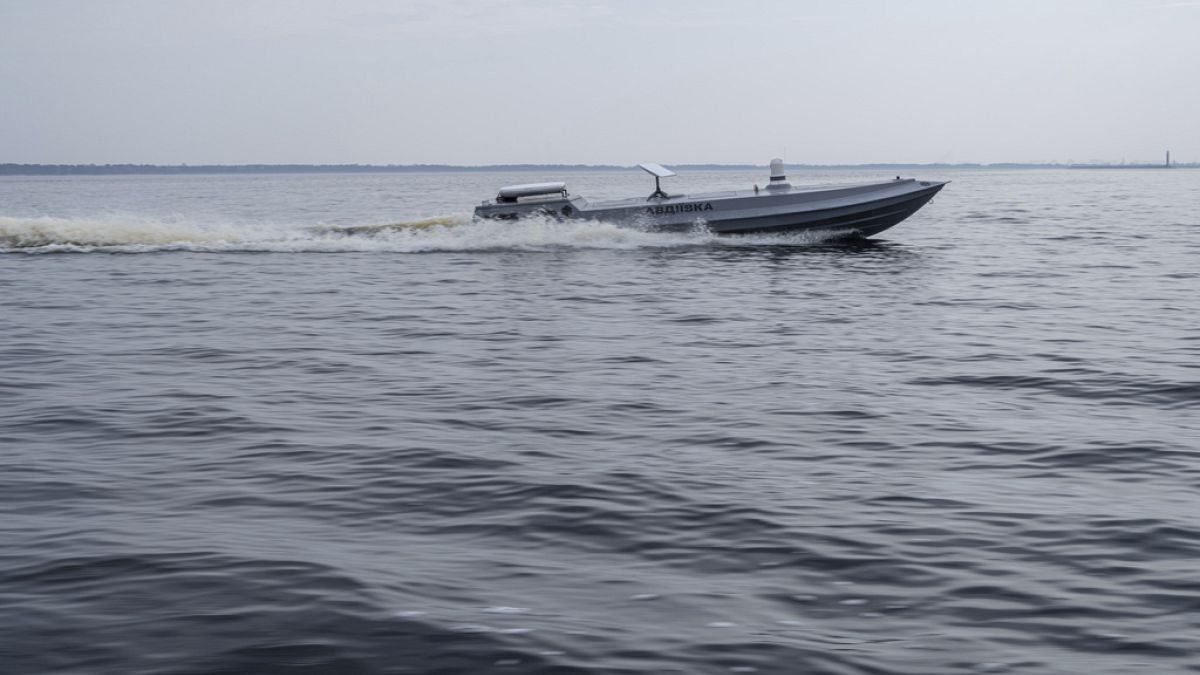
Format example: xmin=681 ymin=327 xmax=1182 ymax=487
xmin=2 ymin=168 xmax=1199 ymax=674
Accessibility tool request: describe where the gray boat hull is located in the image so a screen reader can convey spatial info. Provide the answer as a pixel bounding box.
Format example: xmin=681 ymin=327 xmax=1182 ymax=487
xmin=475 ymin=177 xmax=946 ymax=238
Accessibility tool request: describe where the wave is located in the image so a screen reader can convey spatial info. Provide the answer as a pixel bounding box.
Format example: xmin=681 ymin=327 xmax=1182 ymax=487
xmin=909 ymin=373 xmax=1200 ymax=409
xmin=0 ymin=214 xmax=844 ymax=254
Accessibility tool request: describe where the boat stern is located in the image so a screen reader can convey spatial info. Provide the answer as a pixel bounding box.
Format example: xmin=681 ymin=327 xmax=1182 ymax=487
xmin=474 ymin=182 xmax=585 ymax=221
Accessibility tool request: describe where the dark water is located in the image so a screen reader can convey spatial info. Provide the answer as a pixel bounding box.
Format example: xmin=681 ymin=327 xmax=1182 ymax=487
xmin=2 ymin=169 xmax=1198 ymax=674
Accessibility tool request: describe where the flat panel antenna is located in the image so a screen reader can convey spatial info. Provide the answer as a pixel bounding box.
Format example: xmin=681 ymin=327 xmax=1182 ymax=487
xmin=638 ymin=163 xmax=676 ymax=178
xmin=637 ymin=163 xmax=676 ymax=199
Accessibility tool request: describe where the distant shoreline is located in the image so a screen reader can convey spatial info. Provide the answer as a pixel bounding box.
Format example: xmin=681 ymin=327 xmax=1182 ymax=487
xmin=1 ymin=162 xmax=1195 ymax=176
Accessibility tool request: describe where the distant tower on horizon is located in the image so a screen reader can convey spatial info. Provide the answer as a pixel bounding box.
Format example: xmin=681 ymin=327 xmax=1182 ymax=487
xmin=1166 ymin=150 xmax=1171 ymax=168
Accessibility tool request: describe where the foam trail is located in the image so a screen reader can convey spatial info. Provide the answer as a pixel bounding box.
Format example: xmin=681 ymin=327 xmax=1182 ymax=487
xmin=0 ymin=214 xmax=310 ymax=252
xmin=0 ymin=214 xmax=844 ymax=254
xmin=314 ymin=216 xmax=466 ymax=236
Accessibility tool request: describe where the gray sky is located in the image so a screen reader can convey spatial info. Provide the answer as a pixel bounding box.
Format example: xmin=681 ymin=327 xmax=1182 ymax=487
xmin=2 ymin=0 xmax=1197 ymax=165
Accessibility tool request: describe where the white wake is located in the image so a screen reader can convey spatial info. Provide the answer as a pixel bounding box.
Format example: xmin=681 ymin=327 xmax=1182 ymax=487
xmin=0 ymin=214 xmax=842 ymax=254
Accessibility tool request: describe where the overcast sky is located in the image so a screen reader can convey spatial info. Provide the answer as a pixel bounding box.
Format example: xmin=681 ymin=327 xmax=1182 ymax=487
xmin=2 ymin=0 xmax=1197 ymax=165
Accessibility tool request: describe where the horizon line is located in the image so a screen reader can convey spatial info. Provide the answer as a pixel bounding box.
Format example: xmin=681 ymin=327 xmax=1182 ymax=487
xmin=1 ymin=161 xmax=1194 ymax=176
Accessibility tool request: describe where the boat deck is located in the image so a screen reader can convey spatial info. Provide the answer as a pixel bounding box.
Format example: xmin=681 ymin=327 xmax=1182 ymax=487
xmin=584 ymin=180 xmax=913 ymax=210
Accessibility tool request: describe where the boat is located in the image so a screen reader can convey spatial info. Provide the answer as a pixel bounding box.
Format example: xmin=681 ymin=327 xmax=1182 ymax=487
xmin=474 ymin=159 xmax=946 ymax=238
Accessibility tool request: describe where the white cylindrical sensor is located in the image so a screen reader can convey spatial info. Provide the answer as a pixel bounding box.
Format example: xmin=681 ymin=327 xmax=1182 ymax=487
xmin=767 ymin=158 xmax=789 ymax=189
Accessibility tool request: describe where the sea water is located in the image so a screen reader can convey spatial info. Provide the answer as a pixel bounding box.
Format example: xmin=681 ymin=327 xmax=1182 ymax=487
xmin=1 ymin=168 xmax=1198 ymax=674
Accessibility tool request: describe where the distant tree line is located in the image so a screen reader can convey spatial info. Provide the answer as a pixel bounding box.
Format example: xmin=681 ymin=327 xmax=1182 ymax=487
xmin=1 ymin=162 xmax=1195 ymax=176
xmin=0 ymin=163 xmax=637 ymax=176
